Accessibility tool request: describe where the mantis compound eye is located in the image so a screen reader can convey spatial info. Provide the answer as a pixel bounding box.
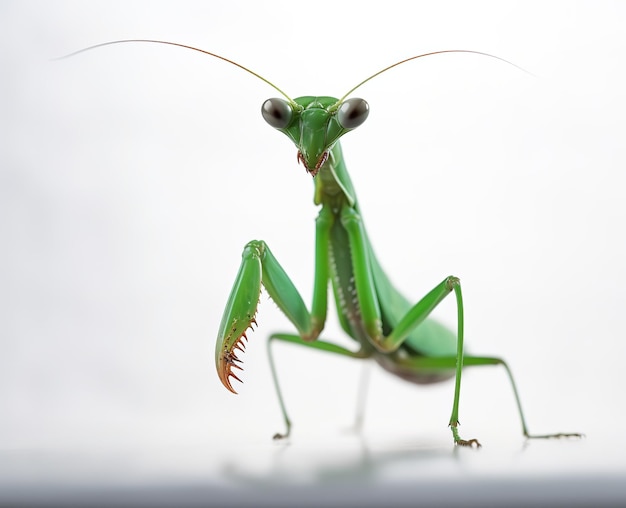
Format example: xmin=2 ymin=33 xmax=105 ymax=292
xmin=337 ymin=98 xmax=369 ymax=129
xmin=261 ymin=98 xmax=293 ymax=129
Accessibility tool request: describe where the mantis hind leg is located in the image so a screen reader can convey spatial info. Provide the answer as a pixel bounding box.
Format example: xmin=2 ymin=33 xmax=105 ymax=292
xmin=267 ymin=333 xmax=370 ymax=439
xmin=395 ymin=354 xmax=582 ymax=443
xmin=463 ymin=356 xmax=582 ymax=440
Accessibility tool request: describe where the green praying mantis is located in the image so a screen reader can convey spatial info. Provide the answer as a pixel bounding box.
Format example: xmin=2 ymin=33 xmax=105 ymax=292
xmin=65 ymin=40 xmax=581 ymax=447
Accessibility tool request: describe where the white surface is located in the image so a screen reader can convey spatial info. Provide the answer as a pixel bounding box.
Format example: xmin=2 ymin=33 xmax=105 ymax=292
xmin=1 ymin=1 xmax=625 ymax=505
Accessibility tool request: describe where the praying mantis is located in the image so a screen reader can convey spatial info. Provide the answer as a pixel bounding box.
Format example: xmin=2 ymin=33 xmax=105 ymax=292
xmin=64 ymin=40 xmax=581 ymax=447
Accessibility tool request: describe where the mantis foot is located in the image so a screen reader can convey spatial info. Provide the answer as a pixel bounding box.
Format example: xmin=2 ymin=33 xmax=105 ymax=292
xmin=272 ymin=420 xmax=291 ymax=441
xmin=450 ymin=421 xmax=481 ymax=448
xmin=455 ymin=438 xmax=482 ymax=448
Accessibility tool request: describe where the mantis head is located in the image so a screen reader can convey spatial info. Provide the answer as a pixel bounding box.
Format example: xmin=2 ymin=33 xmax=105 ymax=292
xmin=261 ymin=96 xmax=369 ymax=177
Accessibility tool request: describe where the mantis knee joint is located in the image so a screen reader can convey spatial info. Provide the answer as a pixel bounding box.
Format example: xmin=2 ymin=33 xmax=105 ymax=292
xmin=243 ymin=240 xmax=266 ymax=259
xmin=446 ymin=276 xmax=460 ymax=291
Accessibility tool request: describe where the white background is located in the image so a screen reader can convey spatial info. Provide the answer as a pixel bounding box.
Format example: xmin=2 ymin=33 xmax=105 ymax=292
xmin=1 ymin=0 xmax=625 ymax=503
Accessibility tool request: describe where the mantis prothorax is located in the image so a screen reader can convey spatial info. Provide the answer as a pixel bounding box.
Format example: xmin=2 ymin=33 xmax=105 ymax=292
xmin=64 ymin=40 xmax=581 ymax=447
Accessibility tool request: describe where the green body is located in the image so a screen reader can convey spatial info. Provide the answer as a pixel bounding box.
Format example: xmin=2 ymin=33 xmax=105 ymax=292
xmin=313 ymin=123 xmax=457 ymax=381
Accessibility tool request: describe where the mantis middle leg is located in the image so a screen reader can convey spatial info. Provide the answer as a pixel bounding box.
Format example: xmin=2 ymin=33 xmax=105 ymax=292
xmin=268 ymin=332 xmax=370 ymax=439
xmin=339 ymin=205 xmax=476 ymax=445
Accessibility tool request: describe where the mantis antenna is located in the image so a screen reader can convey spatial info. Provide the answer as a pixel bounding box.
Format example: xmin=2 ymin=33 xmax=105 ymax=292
xmin=333 ymin=49 xmax=532 ymax=109
xmin=59 ymin=41 xmax=529 ymax=112
xmin=56 ymin=39 xmax=298 ymax=107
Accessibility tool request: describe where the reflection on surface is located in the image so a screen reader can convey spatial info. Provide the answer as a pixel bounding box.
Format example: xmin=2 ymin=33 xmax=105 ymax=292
xmin=0 ymin=432 xmax=617 ymax=507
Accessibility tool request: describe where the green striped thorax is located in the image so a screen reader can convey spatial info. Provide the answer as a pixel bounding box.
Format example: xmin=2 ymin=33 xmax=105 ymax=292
xmin=261 ymin=96 xmax=369 ymax=177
